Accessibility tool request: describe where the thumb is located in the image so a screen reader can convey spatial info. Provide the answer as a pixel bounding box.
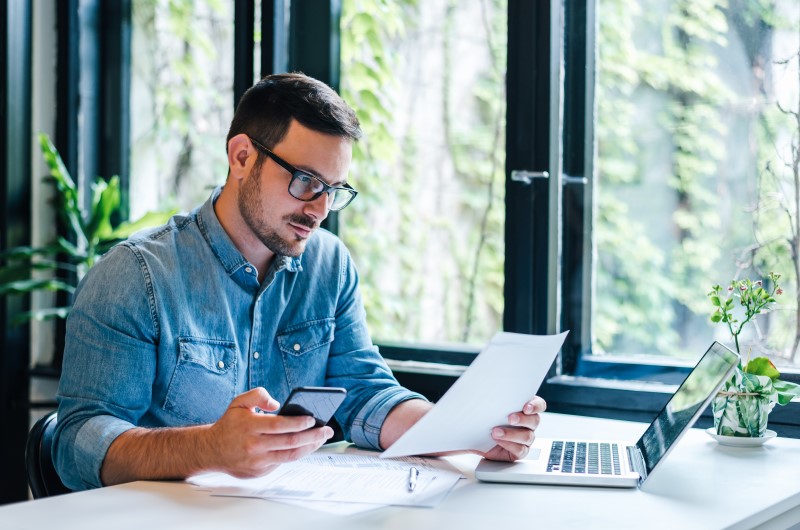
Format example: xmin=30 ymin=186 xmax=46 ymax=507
xmin=230 ymin=387 xmax=280 ymax=412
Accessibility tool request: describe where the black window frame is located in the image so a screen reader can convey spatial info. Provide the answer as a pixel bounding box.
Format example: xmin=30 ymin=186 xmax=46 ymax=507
xmin=1 ymin=0 xmax=32 ymax=504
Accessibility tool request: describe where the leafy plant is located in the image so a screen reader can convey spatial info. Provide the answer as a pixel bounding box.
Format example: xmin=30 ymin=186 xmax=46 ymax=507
xmin=0 ymin=133 xmax=177 ymax=323
xmin=708 ymin=273 xmax=800 ymax=435
xmin=708 ymin=272 xmax=782 ymax=355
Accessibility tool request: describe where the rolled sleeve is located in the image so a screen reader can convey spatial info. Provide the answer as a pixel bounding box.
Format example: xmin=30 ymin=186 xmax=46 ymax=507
xmin=72 ymin=416 xmax=136 ymax=489
xmin=348 ymin=387 xmax=428 ymax=450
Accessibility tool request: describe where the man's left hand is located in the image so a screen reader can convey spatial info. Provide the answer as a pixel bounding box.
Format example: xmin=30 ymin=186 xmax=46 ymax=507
xmin=480 ymin=396 xmax=547 ymax=461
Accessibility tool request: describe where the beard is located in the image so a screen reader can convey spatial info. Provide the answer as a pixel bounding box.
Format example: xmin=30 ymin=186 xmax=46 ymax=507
xmin=238 ymin=164 xmax=316 ymax=258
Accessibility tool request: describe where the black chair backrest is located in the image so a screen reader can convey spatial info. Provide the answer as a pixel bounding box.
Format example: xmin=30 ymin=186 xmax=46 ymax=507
xmin=26 ymin=411 xmax=72 ymax=498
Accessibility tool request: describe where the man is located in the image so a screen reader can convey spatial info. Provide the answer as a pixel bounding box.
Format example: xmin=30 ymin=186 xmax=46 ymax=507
xmin=53 ymin=73 xmax=546 ymax=490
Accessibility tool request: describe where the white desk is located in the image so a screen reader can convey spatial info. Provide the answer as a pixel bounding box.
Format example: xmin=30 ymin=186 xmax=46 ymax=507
xmin=2 ymin=413 xmax=799 ymax=530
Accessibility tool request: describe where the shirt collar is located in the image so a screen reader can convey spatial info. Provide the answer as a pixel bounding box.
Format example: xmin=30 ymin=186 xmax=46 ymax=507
xmin=197 ymin=186 xmax=303 ymax=276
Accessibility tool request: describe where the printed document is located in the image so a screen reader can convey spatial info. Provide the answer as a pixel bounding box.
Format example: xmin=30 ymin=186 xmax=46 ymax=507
xmin=188 ymin=448 xmax=462 ymax=511
xmin=381 ymin=331 xmax=568 ymax=459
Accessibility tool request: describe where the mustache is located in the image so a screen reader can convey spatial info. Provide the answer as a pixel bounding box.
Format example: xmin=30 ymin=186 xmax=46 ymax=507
xmin=286 ymin=214 xmax=318 ymax=230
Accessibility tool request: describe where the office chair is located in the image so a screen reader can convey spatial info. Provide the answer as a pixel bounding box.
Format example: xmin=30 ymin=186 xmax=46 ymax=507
xmin=26 ymin=411 xmax=72 ymax=498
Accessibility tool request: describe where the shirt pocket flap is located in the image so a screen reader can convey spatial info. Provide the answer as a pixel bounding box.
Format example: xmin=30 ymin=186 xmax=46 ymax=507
xmin=177 ymin=337 xmax=237 ymax=374
xmin=277 ymin=318 xmax=335 ymax=356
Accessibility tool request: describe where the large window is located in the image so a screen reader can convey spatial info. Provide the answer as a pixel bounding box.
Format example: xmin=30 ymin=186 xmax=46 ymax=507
xmin=19 ymin=1 xmax=797 ymax=461
xmin=586 ymin=0 xmax=800 ymax=369
xmin=339 ymin=0 xmax=508 ymax=347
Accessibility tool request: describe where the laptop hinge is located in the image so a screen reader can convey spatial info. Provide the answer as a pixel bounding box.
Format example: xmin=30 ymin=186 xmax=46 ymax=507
xmin=627 ymin=445 xmax=648 ymax=485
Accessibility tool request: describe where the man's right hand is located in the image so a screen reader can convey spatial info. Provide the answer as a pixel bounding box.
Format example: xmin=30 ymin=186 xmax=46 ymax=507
xmin=206 ymin=387 xmax=334 ymax=478
xmin=100 ymin=387 xmax=333 ymax=486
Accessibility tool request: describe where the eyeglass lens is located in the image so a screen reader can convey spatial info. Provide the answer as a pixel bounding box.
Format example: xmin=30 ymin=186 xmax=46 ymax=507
xmin=289 ymin=174 xmax=353 ymax=210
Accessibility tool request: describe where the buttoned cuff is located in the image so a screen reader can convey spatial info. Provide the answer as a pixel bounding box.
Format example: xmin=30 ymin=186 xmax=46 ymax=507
xmin=74 ymin=415 xmax=136 ymax=489
xmin=348 ymin=388 xmax=428 ymax=450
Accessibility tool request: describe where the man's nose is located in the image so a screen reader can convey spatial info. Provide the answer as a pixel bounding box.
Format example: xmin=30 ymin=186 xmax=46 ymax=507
xmin=303 ymin=192 xmax=330 ymax=222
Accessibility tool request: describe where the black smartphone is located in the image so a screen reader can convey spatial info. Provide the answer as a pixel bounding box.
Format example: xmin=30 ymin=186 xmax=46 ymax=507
xmin=277 ymin=386 xmax=347 ymax=427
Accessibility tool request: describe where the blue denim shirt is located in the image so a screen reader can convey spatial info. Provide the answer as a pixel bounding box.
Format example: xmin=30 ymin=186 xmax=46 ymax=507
xmin=54 ymin=187 xmax=425 ymax=490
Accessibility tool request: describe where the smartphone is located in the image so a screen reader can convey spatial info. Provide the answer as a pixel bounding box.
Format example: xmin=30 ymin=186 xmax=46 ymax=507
xmin=277 ymin=386 xmax=347 ymax=427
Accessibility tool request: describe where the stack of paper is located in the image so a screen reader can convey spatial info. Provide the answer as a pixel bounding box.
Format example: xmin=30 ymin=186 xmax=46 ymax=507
xmin=188 ymin=451 xmax=463 ymax=515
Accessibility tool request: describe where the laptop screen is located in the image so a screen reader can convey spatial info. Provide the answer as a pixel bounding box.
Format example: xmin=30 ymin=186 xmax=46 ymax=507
xmin=635 ymin=342 xmax=739 ymax=479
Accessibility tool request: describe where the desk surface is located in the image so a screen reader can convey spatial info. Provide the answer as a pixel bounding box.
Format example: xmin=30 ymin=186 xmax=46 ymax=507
xmin=2 ymin=413 xmax=799 ymax=530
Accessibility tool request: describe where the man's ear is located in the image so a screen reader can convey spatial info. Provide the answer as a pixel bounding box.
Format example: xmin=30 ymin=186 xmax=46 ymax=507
xmin=227 ymin=134 xmax=255 ymax=180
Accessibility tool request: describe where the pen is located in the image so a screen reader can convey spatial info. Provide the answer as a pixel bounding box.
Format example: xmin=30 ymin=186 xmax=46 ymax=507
xmin=407 ymin=467 xmax=419 ymax=492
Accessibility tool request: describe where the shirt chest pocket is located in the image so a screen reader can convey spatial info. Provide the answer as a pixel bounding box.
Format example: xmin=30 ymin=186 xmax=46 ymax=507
xmin=277 ymin=318 xmax=334 ymax=388
xmin=163 ymin=337 xmax=238 ymax=424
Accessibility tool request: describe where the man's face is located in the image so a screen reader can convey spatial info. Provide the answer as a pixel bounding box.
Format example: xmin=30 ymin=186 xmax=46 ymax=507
xmin=237 ymin=120 xmax=352 ymax=257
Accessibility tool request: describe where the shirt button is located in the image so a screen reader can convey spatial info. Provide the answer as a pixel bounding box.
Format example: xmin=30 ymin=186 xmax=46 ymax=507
xmin=293 ymin=343 xmax=301 ymax=351
xmin=253 ymin=351 xmax=260 ymax=359
xmin=217 ymin=360 xmax=225 ymax=369
xmin=245 ymin=267 xmax=253 ymax=274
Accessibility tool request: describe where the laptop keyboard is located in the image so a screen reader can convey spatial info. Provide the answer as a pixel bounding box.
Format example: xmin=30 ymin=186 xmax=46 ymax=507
xmin=546 ymin=441 xmax=622 ymax=475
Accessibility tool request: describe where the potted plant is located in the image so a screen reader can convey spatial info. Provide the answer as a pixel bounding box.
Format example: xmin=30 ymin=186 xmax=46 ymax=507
xmin=708 ymin=272 xmax=800 ymax=438
xmin=0 ymin=133 xmax=176 ymax=322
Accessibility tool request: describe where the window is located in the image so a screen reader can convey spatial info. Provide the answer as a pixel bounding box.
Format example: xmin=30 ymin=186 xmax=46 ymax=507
xmin=339 ymin=0 xmax=508 ymax=348
xmin=564 ymin=0 xmax=800 ymax=372
xmin=554 ymin=0 xmax=800 ymax=435
xmin=23 ymin=0 xmax=796 ymax=442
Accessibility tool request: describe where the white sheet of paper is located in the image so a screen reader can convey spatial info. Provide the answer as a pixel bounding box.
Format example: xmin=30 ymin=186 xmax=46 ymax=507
xmin=188 ymin=453 xmax=462 ymax=508
xmin=381 ymin=331 xmax=568 ymax=459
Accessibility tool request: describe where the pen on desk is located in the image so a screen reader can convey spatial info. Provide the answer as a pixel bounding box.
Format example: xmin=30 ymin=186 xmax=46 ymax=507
xmin=407 ymin=467 xmax=419 ymax=492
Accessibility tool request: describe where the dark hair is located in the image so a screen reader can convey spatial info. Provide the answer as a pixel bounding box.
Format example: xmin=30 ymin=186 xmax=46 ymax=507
xmin=226 ymin=72 xmax=362 ymax=151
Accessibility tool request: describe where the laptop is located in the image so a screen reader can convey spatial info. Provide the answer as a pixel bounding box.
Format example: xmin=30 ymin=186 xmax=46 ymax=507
xmin=475 ymin=341 xmax=739 ymax=488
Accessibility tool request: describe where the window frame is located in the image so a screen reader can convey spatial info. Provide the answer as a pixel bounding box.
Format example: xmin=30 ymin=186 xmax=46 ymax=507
xmin=1 ymin=0 xmax=33 ymax=503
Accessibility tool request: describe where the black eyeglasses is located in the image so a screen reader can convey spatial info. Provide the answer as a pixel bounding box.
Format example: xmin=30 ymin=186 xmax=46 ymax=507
xmin=247 ymin=136 xmax=358 ymax=211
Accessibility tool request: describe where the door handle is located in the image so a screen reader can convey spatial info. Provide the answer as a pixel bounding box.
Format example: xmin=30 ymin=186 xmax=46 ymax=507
xmin=510 ymin=170 xmax=549 ymax=184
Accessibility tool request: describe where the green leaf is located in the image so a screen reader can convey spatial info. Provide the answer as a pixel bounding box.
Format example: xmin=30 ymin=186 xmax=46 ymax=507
xmin=0 ymin=278 xmax=75 ymax=295
xmin=108 ymin=208 xmax=179 ymax=240
xmin=743 ymin=356 xmax=780 ymax=380
xmin=710 ymin=313 xmax=722 ymax=322
xmin=773 ymin=380 xmax=800 ymax=405
xmin=39 ymin=133 xmax=87 ymax=246
xmin=0 ymin=245 xmax=39 ymax=260
xmin=12 ymin=306 xmax=71 ymax=324
xmin=86 ymin=176 xmax=121 ymax=243
xmin=710 ymin=295 xmax=721 ymax=306
xmin=725 ymin=298 xmax=734 ymax=310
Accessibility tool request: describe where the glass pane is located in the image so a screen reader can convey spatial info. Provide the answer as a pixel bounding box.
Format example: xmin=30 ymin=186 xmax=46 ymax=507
xmin=129 ymin=0 xmax=233 ymax=218
xmin=339 ymin=0 xmax=507 ymax=346
xmin=594 ymin=0 xmax=800 ymax=367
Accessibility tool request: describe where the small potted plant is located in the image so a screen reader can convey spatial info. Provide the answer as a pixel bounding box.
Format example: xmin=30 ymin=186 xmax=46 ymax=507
xmin=708 ymin=272 xmax=800 ymax=438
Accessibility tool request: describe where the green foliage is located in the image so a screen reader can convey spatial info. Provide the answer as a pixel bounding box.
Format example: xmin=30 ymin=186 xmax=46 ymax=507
xmin=0 ymin=133 xmax=177 ymax=323
xmin=708 ymin=272 xmax=782 ymax=354
xmin=593 ymin=0 xmax=800 ymax=359
xmin=339 ymin=0 xmax=507 ymax=344
xmin=339 ymin=0 xmax=416 ymax=341
xmin=595 ymin=0 xmax=680 ymax=353
xmin=130 ymin=0 xmax=230 ymax=211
